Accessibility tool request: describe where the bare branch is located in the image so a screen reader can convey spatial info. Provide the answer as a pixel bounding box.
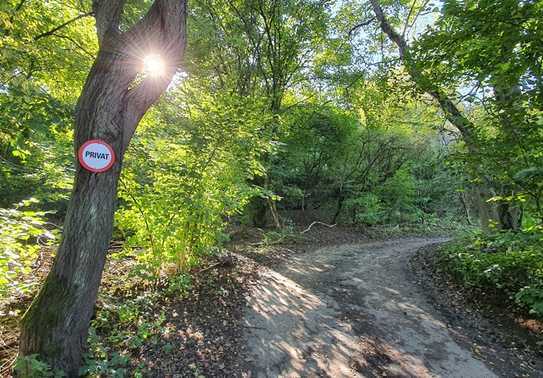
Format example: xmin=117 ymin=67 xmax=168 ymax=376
xmin=402 ymin=0 xmax=417 ymax=38
xmin=348 ymin=17 xmax=376 ymax=38
xmin=405 ymin=0 xmax=431 ymax=38
xmin=301 ymin=221 xmax=336 ymax=234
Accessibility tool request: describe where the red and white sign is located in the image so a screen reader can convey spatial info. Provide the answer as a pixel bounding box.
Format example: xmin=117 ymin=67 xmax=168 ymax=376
xmin=78 ymin=139 xmax=115 ymax=173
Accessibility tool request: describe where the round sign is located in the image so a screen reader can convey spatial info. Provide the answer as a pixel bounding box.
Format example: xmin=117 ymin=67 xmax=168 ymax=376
xmin=78 ymin=139 xmax=115 ymax=173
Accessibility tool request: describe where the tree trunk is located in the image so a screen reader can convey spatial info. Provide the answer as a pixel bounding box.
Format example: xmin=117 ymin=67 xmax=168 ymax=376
xmin=19 ymin=48 xmax=131 ymax=375
xmin=497 ymin=201 xmax=522 ymax=231
xmin=475 ymin=186 xmax=499 ymax=231
xmin=19 ymin=154 xmax=121 ymax=374
xmin=459 ymin=191 xmax=473 ymax=225
xmin=369 ymin=0 xmax=512 ymax=231
xmin=19 ymin=1 xmax=187 ymax=374
xmin=332 ymin=192 xmax=344 ymax=224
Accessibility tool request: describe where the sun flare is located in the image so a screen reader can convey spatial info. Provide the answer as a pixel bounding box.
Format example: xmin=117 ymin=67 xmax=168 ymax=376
xmin=143 ymin=54 xmax=166 ymax=77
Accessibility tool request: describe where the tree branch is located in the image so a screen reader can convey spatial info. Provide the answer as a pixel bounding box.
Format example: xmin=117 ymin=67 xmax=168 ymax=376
xmin=348 ymin=17 xmax=376 ymax=38
xmin=49 ymin=33 xmax=95 ymax=59
xmin=301 ymin=221 xmax=336 ymax=234
xmin=92 ymin=0 xmax=125 ymax=45
xmin=121 ymin=0 xmax=188 ymax=148
xmin=369 ymin=0 xmax=477 ymax=147
xmin=402 ymin=0 xmax=417 ymax=38
xmin=34 ymin=12 xmax=93 ymax=41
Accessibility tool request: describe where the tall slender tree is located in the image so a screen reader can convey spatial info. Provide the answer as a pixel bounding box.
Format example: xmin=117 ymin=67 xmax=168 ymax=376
xmin=368 ymin=0 xmax=521 ymax=230
xmin=18 ymin=0 xmax=187 ymax=374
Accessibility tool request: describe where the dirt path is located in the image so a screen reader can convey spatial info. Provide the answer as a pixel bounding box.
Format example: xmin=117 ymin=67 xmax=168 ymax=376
xmin=242 ymin=238 xmax=499 ymax=377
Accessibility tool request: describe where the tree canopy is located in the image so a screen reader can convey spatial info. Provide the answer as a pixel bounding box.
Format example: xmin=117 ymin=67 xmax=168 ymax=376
xmin=0 ymin=0 xmax=542 ymax=374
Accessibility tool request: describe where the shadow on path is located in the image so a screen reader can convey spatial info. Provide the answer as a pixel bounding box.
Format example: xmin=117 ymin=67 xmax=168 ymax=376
xmin=243 ymin=238 xmax=497 ymax=378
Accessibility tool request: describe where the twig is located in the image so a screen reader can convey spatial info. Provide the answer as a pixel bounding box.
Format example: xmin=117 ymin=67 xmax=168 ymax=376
xmin=301 ymin=221 xmax=336 ymax=234
xmin=196 ymin=261 xmax=223 ymax=274
xmin=348 ymin=17 xmax=376 ymax=38
xmin=0 ymin=355 xmax=17 ymax=377
xmin=196 ymin=255 xmax=234 ymax=274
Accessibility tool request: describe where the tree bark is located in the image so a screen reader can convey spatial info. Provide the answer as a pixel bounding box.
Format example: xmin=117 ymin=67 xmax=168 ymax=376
xmin=18 ymin=1 xmax=187 ymax=374
xmin=475 ymin=186 xmax=499 ymax=231
xmin=369 ymin=0 xmax=477 ymax=147
xmin=496 ymin=200 xmax=523 ymax=231
xmin=459 ymin=191 xmax=473 ymax=225
xmin=332 ymin=191 xmax=345 ymax=224
xmin=368 ymin=0 xmax=505 ymax=230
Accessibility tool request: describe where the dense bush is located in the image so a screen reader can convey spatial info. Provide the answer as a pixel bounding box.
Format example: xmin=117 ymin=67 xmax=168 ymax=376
xmin=270 ymin=98 xmax=464 ymax=226
xmin=439 ymin=227 xmax=543 ymax=317
xmin=115 ymin=89 xmax=270 ymax=280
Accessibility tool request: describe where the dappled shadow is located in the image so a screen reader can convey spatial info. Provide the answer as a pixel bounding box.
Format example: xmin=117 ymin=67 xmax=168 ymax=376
xmin=243 ymin=239 xmax=496 ymax=378
xmin=244 ymin=266 xmax=434 ymax=377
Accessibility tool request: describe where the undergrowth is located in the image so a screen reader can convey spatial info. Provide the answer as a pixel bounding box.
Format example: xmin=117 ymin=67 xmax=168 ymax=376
xmin=438 ymin=226 xmax=543 ymax=318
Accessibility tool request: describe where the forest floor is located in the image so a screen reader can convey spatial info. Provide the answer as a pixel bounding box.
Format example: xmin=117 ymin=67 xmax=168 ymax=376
xmin=2 ymin=227 xmax=542 ymax=376
xmin=238 ymin=228 xmax=543 ymax=378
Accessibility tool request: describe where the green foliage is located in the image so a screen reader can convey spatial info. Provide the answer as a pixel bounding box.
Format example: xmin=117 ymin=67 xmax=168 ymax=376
xmin=378 ymin=167 xmax=419 ymax=224
xmin=188 ymin=0 xmax=330 ymax=111
xmin=6 ymin=0 xmax=537 ymax=373
xmin=515 ymin=285 xmax=543 ymax=318
xmin=271 ymin=78 xmax=463 ymax=226
xmin=344 ymin=193 xmax=384 ymax=225
xmin=413 ymin=0 xmax=543 ymax=225
xmin=258 ymin=224 xmax=303 ymax=247
xmin=0 ymin=1 xmax=86 ymax=210
xmin=82 ymin=289 xmax=171 ymax=377
xmin=439 ymin=228 xmax=543 ymax=317
xmin=80 ymin=350 xmax=130 ymax=378
xmin=14 ymin=354 xmax=64 ymax=377
xmin=0 ymin=198 xmax=56 ymax=301
xmin=165 ymin=273 xmax=192 ymax=296
xmin=116 ymin=88 xmax=270 ymax=280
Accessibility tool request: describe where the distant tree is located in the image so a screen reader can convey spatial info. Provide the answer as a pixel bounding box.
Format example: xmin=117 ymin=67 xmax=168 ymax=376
xmin=413 ymin=0 xmax=543 ymax=227
xmin=190 ymin=0 xmax=330 ymax=227
xmin=366 ymin=0 xmax=542 ymax=230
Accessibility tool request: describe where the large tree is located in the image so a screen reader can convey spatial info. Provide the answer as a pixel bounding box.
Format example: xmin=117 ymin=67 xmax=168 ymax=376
xmin=367 ymin=0 xmax=527 ymax=230
xmin=18 ymin=0 xmax=187 ymax=374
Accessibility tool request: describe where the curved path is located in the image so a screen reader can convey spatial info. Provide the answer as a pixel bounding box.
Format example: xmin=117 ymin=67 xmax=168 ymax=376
xmin=242 ymin=238 xmax=498 ymax=377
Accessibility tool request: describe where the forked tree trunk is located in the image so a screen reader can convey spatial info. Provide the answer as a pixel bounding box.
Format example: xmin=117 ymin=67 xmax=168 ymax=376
xmin=18 ymin=1 xmax=187 ymax=374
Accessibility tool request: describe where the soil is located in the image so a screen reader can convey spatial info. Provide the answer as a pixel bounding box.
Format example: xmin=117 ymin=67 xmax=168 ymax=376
xmin=118 ymin=254 xmax=261 ymax=377
xmin=0 ymin=252 xmax=261 ymax=377
xmin=2 ymin=226 xmax=542 ymax=377
xmin=241 ymin=231 xmax=543 ymax=377
xmin=410 ymin=245 xmax=543 ymax=377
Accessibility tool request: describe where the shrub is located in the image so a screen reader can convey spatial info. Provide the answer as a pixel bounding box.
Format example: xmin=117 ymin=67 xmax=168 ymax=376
xmin=439 ymin=227 xmax=543 ymax=317
xmin=115 ymin=92 xmax=269 ymax=281
xmin=14 ymin=354 xmax=62 ymax=377
xmin=0 ymin=198 xmax=57 ymax=301
xmin=515 ymin=285 xmax=543 ymax=318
